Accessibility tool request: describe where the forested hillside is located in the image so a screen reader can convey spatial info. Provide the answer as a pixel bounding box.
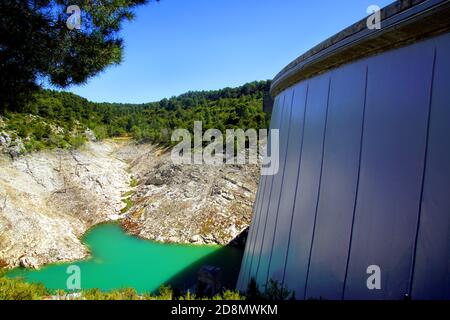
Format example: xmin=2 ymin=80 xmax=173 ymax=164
xmin=0 ymin=2 xmax=270 ymax=155
xmin=0 ymin=81 xmax=270 ymax=154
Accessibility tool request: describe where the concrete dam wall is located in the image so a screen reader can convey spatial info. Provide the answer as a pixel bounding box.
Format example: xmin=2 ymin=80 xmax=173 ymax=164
xmin=237 ymin=0 xmax=450 ymax=299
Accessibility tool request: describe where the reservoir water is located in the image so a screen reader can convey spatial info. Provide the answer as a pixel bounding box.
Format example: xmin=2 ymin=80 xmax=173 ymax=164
xmin=7 ymin=223 xmax=243 ymax=293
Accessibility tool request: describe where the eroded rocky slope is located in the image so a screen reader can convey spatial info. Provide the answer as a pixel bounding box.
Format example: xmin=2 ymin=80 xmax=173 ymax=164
xmin=121 ymin=146 xmax=259 ymax=245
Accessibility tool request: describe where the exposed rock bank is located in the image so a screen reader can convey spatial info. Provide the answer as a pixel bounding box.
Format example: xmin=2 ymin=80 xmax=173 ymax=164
xmin=121 ymin=146 xmax=259 ymax=245
xmin=0 ymin=141 xmax=131 ymax=268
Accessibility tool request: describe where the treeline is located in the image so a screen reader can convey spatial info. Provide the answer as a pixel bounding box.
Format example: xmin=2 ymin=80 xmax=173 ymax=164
xmin=1 ymin=81 xmax=271 ymax=152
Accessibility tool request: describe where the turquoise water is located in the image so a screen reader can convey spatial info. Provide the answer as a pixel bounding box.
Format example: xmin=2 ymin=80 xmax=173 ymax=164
xmin=7 ymin=223 xmax=243 ymax=293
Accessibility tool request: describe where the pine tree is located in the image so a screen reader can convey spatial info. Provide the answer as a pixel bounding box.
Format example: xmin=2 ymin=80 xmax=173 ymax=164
xmin=0 ymin=0 xmax=157 ymax=111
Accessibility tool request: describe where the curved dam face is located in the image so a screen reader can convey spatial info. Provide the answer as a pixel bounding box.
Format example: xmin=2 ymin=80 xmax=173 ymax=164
xmin=237 ymin=0 xmax=450 ymax=300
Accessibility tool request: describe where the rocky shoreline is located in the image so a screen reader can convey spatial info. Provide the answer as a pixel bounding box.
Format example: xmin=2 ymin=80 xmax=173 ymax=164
xmin=0 ymin=139 xmax=259 ymax=269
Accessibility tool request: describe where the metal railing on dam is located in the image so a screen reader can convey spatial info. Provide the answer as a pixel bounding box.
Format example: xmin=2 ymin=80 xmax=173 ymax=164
xmin=237 ymin=0 xmax=450 ymax=300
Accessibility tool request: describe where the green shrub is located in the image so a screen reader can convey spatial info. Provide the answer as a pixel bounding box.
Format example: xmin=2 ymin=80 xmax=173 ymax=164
xmin=81 ymin=288 xmax=139 ymax=300
xmin=122 ymin=190 xmax=134 ymax=198
xmin=246 ymin=278 xmax=262 ymax=300
xmin=67 ymin=135 xmax=86 ymax=149
xmin=92 ymin=125 xmax=108 ymax=140
xmin=245 ymin=278 xmax=293 ymax=301
xmin=213 ymin=290 xmax=245 ymax=300
xmin=143 ymin=285 xmax=173 ymax=300
xmin=120 ymin=198 xmax=133 ymax=214
xmin=130 ymin=177 xmax=138 ymax=188
xmin=81 ymin=288 xmax=107 ymax=300
xmin=24 ymin=138 xmax=46 ymax=152
xmin=17 ymin=124 xmax=30 ymax=138
xmin=0 ymin=276 xmax=49 ymax=300
xmin=264 ymin=279 xmax=291 ymax=300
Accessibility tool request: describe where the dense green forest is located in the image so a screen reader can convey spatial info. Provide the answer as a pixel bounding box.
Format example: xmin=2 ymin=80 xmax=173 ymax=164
xmin=0 ymin=81 xmax=271 ymax=153
xmin=1 ymin=1 xmax=270 ymax=154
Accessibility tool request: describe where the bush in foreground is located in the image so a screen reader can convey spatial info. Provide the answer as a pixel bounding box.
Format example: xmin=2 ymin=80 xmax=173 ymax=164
xmin=0 ymin=272 xmax=244 ymax=300
xmin=0 ymin=271 xmax=291 ymax=300
xmin=0 ymin=275 xmax=49 ymax=300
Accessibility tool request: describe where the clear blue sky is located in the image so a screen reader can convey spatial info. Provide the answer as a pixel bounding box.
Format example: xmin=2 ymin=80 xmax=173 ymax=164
xmin=68 ymin=0 xmax=393 ymax=103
